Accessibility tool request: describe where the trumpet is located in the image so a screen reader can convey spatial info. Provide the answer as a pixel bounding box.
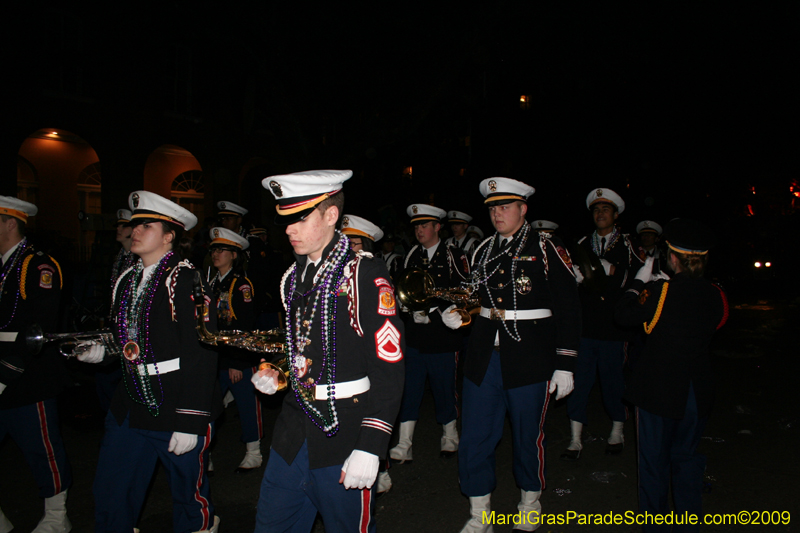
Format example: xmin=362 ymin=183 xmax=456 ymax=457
xmin=395 ymin=268 xmax=480 ymax=327
xmin=25 ymin=324 xmax=123 ymax=357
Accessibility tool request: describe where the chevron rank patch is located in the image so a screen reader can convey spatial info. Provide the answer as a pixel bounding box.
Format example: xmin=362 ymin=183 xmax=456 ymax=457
xmin=375 ymin=320 xmax=402 ymax=362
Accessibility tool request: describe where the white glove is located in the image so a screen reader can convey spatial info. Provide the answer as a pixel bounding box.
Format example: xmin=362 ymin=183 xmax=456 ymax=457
xmin=572 ymin=264 xmax=584 ymax=283
xmin=412 ymin=310 xmax=431 ymax=324
xmin=168 ymin=432 xmax=198 ymax=455
xmin=340 ymin=449 xmax=380 ymax=490
xmin=548 ymin=370 xmax=574 ymax=400
xmin=651 ymin=270 xmax=671 ymax=282
xmin=75 ymin=343 xmax=105 ymax=364
xmin=441 ymin=305 xmax=463 ymax=330
xmin=635 ymin=256 xmax=655 ymax=283
xmin=599 ymin=258 xmax=614 ymax=276
xmin=251 ymin=367 xmax=278 ymax=395
xmin=0 ymin=382 xmax=6 ymax=396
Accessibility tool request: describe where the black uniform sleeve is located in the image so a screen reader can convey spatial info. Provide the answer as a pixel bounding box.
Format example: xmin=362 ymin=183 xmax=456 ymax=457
xmin=545 ymin=237 xmax=581 ymax=372
xmin=614 ymin=278 xmax=664 ymax=329
xmin=353 ymin=258 xmax=405 ymax=457
xmin=174 ymin=269 xmax=220 ymax=435
xmin=231 ymin=276 xmax=257 ymax=331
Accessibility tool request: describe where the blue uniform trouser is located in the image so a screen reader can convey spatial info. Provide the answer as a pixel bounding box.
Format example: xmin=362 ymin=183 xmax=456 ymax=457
xmin=219 ymin=366 xmax=263 ymax=443
xmin=95 ymin=366 xmax=123 ymax=414
xmin=0 ymin=398 xmax=72 ymax=498
xmin=398 ymin=346 xmax=458 ymax=424
xmin=459 ymin=351 xmax=551 ymax=496
xmin=255 ymin=441 xmax=375 ymax=533
xmin=93 ymin=412 xmax=215 ymax=533
xmin=567 ymin=337 xmax=628 ymax=425
xmin=637 ymin=385 xmax=707 ymax=533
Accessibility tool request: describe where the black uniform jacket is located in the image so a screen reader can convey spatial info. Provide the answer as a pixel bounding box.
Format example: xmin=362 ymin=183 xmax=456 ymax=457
xmin=465 ymin=227 xmax=581 ymax=389
xmin=110 ymin=254 xmax=222 ymax=435
xmin=210 ymin=270 xmax=257 ymax=371
xmin=615 ymin=274 xmax=728 ymax=419
xmin=0 ymin=242 xmax=69 ymax=409
xmin=401 ymin=242 xmax=470 ymax=353
xmin=575 ymin=231 xmax=644 ymax=341
xmin=272 ymin=237 xmax=405 ymax=469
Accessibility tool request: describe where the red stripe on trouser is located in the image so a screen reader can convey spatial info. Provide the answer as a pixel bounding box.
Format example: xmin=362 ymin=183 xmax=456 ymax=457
xmin=536 ymin=386 xmax=552 ymax=490
xmin=252 ymin=366 xmax=264 ymax=440
xmin=193 ymin=425 xmax=212 ymax=530
xmin=36 ymin=401 xmax=62 ymax=494
xmin=359 ymin=488 xmax=372 ymax=533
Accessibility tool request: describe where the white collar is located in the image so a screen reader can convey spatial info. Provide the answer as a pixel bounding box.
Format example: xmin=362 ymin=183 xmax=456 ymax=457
xmin=1 ymin=240 xmax=23 ymax=266
xmin=423 ymin=240 xmax=440 ymax=259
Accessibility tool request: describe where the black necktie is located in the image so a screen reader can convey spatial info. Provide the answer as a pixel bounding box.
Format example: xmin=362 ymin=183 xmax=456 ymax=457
xmin=421 ymin=248 xmax=429 ymax=267
xmin=600 ymin=237 xmax=606 ymax=255
xmin=298 ymin=261 xmax=320 ymax=294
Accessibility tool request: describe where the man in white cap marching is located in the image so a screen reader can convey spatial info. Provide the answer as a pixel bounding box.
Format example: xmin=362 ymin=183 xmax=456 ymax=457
xmin=216 ymin=200 xmax=249 ymax=237
xmin=562 ymin=188 xmax=644 ymax=462
xmin=457 ymin=178 xmax=580 ymax=532
xmin=636 ymin=220 xmax=667 ymax=275
xmin=445 ymin=210 xmax=480 ymax=257
xmin=251 ymin=170 xmax=405 ymax=532
xmin=0 ymin=196 xmax=73 ymax=533
xmin=389 ymin=204 xmax=470 ymax=465
xmin=531 ymin=220 xmax=559 ymax=236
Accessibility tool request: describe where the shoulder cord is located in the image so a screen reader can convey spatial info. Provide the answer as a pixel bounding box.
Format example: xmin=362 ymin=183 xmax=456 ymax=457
xmin=227 ymin=276 xmax=238 ymax=321
xmin=643 ymin=282 xmax=669 ymax=334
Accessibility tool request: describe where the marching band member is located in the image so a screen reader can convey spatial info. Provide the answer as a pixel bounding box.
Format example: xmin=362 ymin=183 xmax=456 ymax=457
xmin=0 ymin=196 xmax=72 ymax=533
xmin=90 ymin=191 xmax=221 ymax=533
xmin=458 ymin=178 xmax=580 ymax=533
xmin=252 ymin=170 xmax=404 ymax=532
xmin=615 ymin=219 xmax=728 ymax=533
xmin=216 ymin=200 xmax=248 ymax=237
xmin=208 ymin=227 xmax=263 ymax=473
xmin=445 ymin=210 xmax=479 ymax=257
xmin=390 ymin=204 xmax=469 ymax=463
xmin=531 ymin=220 xmax=559 ymax=236
xmin=563 ymin=188 xmax=644 ymax=460
xmin=341 ymin=214 xmax=383 ymax=255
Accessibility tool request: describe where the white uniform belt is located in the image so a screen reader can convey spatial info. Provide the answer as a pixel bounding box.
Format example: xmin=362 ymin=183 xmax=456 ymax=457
xmin=479 ymin=307 xmax=552 ymax=321
xmin=313 ymin=376 xmax=370 ymax=401
xmin=136 ymin=358 xmax=181 ymax=377
xmin=0 ymin=332 xmax=18 ymax=342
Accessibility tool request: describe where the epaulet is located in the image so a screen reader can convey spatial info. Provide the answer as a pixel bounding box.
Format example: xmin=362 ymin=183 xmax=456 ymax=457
xmin=165 ymin=259 xmax=195 ymax=321
xmin=345 ymin=253 xmax=366 ymax=337
xmin=279 ymin=263 xmax=296 ymax=312
xmin=544 ymin=235 xmax=576 ymax=278
xmin=404 ymin=245 xmax=420 ymax=269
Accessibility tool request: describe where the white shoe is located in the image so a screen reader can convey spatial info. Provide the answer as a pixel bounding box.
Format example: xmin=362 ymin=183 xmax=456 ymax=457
xmin=513 ymin=490 xmax=541 ymax=531
xmin=606 ymin=420 xmax=624 ymax=455
xmin=0 ymin=505 xmax=13 ymax=533
xmin=32 ymin=489 xmax=71 ymax=533
xmin=440 ymin=420 xmax=459 ymax=457
xmin=389 ymin=421 xmax=416 ymax=463
xmin=560 ymin=420 xmax=583 ymax=461
xmin=459 ymin=494 xmax=494 ymax=533
xmin=193 ymin=515 xmax=220 ymax=533
xmin=376 ymin=471 xmax=392 ymax=495
xmin=236 ymin=441 xmax=263 ymax=473
xmin=222 ymin=390 xmax=235 ymax=408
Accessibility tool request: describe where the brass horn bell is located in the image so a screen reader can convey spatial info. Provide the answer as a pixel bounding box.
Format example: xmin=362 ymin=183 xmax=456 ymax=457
xmin=395 ymin=268 xmax=479 ymax=327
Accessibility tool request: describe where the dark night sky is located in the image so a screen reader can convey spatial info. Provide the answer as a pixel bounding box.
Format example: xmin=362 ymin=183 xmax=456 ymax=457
xmin=7 ymin=3 xmax=799 ymax=245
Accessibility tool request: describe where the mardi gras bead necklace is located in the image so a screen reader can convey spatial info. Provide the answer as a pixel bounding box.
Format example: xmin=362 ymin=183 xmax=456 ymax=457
xmin=0 ymin=239 xmax=30 ymax=330
xmin=285 ymin=232 xmax=349 ymax=436
xmin=591 ymin=227 xmax=621 ymax=257
xmin=115 ymin=252 xmax=173 ymax=416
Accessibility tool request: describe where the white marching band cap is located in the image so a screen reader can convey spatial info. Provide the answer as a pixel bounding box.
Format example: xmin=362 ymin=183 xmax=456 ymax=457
xmin=467 ymin=225 xmax=484 ymax=239
xmin=447 ymin=210 xmax=473 ymax=224
xmin=209 ymin=227 xmax=249 ymax=250
xmin=217 ymin=201 xmax=248 ymax=217
xmin=341 ymin=214 xmax=384 ymax=242
xmin=586 ymin=188 xmax=625 ymax=214
xmin=263 ymin=169 xmax=352 ymax=225
xmin=128 ymin=191 xmax=198 ymax=231
xmin=407 ymin=204 xmax=446 ymax=224
xmin=116 ymin=209 xmax=132 ymax=224
xmin=0 ymin=195 xmax=37 ymax=223
xmin=532 ymin=220 xmax=559 ymax=231
xmin=636 ymin=220 xmax=663 ymax=235
xmin=479 ymin=177 xmax=535 ymax=204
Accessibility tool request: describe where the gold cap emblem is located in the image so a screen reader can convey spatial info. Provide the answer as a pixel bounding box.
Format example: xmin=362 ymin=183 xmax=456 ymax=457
xmin=213 ymin=229 xmax=220 ymax=238
xmin=596 ymin=189 xmax=603 ymax=197
xmin=132 ymin=193 xmax=140 ymax=208
xmin=220 ymin=202 xmax=226 ymax=209
xmin=488 ymin=180 xmax=497 ymax=192
xmin=412 ymin=205 xmax=418 ymax=214
xmin=342 ymin=216 xmax=350 ymax=226
xmin=538 ymin=221 xmax=543 ymax=227
xmin=269 ymin=180 xmax=283 ymax=198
